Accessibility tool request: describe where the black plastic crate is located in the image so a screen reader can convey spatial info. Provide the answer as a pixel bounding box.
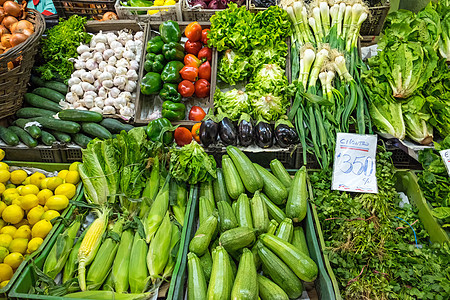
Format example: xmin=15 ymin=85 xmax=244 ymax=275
xmin=1 ymin=146 xmax=63 ymax=163
xmin=60 ymin=147 xmax=83 ymax=163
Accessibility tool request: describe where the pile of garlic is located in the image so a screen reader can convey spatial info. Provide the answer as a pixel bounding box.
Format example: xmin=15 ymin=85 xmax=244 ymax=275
xmin=63 ymin=29 xmax=144 ymax=119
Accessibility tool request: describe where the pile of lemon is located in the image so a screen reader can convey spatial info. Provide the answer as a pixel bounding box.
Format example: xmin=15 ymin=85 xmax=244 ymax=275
xmin=0 ymin=157 xmax=81 ymax=287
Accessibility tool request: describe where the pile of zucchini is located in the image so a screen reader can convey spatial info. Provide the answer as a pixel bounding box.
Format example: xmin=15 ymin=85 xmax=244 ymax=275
xmin=188 ymin=146 xmax=318 ymax=300
xmin=0 ymin=77 xmax=134 ymax=148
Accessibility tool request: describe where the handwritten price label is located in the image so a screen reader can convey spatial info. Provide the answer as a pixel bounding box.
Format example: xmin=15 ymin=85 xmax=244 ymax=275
xmin=439 ymin=149 xmax=450 ymax=177
xmin=332 ymin=133 xmax=378 ymax=194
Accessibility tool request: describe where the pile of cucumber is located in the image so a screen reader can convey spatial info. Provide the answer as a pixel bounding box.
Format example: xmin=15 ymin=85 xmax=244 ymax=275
xmin=188 ymin=146 xmax=318 ymax=300
xmin=0 ymin=76 xmax=134 ymax=148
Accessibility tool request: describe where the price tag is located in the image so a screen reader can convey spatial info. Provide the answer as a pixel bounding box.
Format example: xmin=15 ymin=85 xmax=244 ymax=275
xmin=332 ymin=133 xmax=378 ymax=193
xmin=440 ymin=149 xmax=450 ymax=177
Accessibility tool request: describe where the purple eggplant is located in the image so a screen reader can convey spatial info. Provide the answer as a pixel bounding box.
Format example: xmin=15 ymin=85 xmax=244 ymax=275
xmin=200 ymin=114 xmax=219 ymax=147
xmin=238 ymin=113 xmax=254 ymax=147
xmin=255 ymin=116 xmax=273 ymax=148
xmin=218 ymin=115 xmax=237 ymax=146
xmin=275 ymin=117 xmax=299 ymax=148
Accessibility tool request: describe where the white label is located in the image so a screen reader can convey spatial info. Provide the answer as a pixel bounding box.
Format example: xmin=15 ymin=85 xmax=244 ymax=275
xmin=332 ymin=133 xmax=378 ymax=193
xmin=440 ymin=149 xmax=450 ymax=177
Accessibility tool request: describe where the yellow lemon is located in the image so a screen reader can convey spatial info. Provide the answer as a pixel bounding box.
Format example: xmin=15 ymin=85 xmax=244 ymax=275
xmin=41 ymin=210 xmax=60 ymax=222
xmin=0 ymin=202 xmax=6 ymax=216
xmin=46 ymin=177 xmax=63 ymax=191
xmin=8 ymin=239 xmax=28 ymax=254
xmin=15 ymin=185 xmax=24 ymax=195
xmin=13 ymin=219 xmax=28 ymax=229
xmin=11 ymin=197 xmax=21 ymax=206
xmin=31 ymin=219 xmax=52 ymax=239
xmin=30 ymin=172 xmax=46 ymax=187
xmin=27 ymin=206 xmax=45 ymax=226
xmin=27 ymin=237 xmax=43 ymax=253
xmin=4 ymin=252 xmax=23 ymax=269
xmin=0 ymin=170 xmax=10 ymax=183
xmin=0 ymin=149 xmax=4 ymax=161
xmin=0 ymin=220 xmax=5 ymax=231
xmin=40 ymin=178 xmax=49 ymax=190
xmin=54 ymin=183 xmax=76 ymax=199
xmin=0 ymin=162 xmax=8 ymax=171
xmin=0 ymin=263 xmax=13 ymax=281
xmin=20 ymin=185 xmax=39 ymax=196
xmin=64 ymin=171 xmax=80 ymax=185
xmin=22 ymin=177 xmax=31 ymax=185
xmin=44 ymin=195 xmax=69 ymax=211
xmin=2 ymin=193 xmax=19 ymax=206
xmin=0 ymin=226 xmax=16 ymax=237
xmin=0 ymin=234 xmax=12 ymax=248
xmin=0 ymin=247 xmax=8 ymax=263
xmin=13 ymin=226 xmax=31 ymax=240
xmin=69 ymin=162 xmax=81 ymax=172
xmin=2 ymin=188 xmax=17 ymax=197
xmin=2 ymin=205 xmax=24 ymax=224
xmin=20 ymin=194 xmax=39 ymax=210
xmin=0 ymin=280 xmax=8 ymax=288
xmin=37 ymin=189 xmax=53 ymax=206
xmin=57 ymin=170 xmax=69 ymax=180
xmin=9 ymin=170 xmax=27 ymax=185
xmin=0 ymin=183 xmax=5 ymax=195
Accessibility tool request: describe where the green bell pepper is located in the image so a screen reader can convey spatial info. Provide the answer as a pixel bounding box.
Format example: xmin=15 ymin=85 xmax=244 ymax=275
xmin=162 ymin=42 xmax=185 ymax=62
xmin=144 ymin=53 xmax=166 ymax=73
xmin=140 ymin=72 xmax=162 ymax=95
xmin=159 ymin=21 xmax=181 ymax=44
xmin=127 ymin=0 xmax=153 ymax=14
xmin=159 ymin=83 xmax=182 ymax=102
xmin=146 ymin=36 xmax=164 ymax=54
xmin=162 ymin=101 xmax=186 ymax=121
xmin=146 ymin=117 xmax=175 ymax=144
xmin=161 ymin=61 xmax=184 ymax=83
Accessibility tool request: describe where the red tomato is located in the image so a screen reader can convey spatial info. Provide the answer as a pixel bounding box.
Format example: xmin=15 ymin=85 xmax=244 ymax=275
xmin=195 ymin=79 xmax=210 ymax=98
xmin=201 ymin=29 xmax=210 ymax=45
xmin=198 ymin=61 xmax=211 ymax=81
xmin=180 ymin=66 xmax=199 ymax=81
xmin=189 ymin=106 xmax=206 ymax=121
xmin=174 ymin=127 xmax=193 ymax=146
xmin=184 ymin=54 xmax=201 ymax=68
xmin=178 ymin=80 xmax=195 ymax=98
xmin=185 ymin=22 xmax=202 ymax=42
xmin=184 ymin=40 xmax=202 ymax=56
xmin=198 ymin=47 xmax=212 ymax=62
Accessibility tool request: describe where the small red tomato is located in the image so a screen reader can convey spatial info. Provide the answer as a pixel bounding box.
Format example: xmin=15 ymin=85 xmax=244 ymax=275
xmin=178 ymin=80 xmax=195 ymax=98
xmin=184 ymin=54 xmax=201 ymax=68
xmin=174 ymin=127 xmax=193 ymax=146
xmin=198 ymin=47 xmax=212 ymax=62
xmin=195 ymin=79 xmax=210 ymax=98
xmin=189 ymin=106 xmax=206 ymax=121
xmin=198 ymin=61 xmax=211 ymax=81
xmin=185 ymin=22 xmax=202 ymax=42
xmin=201 ymin=29 xmax=210 ymax=45
xmin=184 ymin=40 xmax=202 ymax=56
xmin=180 ymin=66 xmax=198 ymax=81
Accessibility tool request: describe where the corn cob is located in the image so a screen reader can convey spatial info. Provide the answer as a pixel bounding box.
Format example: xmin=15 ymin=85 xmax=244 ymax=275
xmin=101 ymin=272 xmax=113 ymax=291
xmin=43 ymin=215 xmax=82 ymax=279
xmin=147 ymin=212 xmax=172 ymax=282
xmin=111 ymin=229 xmax=134 ymax=293
xmin=139 ymin=156 xmax=160 ymax=219
xmin=63 ymin=223 xmax=90 ymax=283
xmin=63 ymin=291 xmax=154 ymax=299
xmin=129 ymin=231 xmax=149 ymax=294
xmin=144 ymin=176 xmax=170 ymax=243
xmin=86 ymin=218 xmax=124 ymax=290
xmin=171 ymin=181 xmax=187 ymax=225
xmin=163 ymin=222 xmax=181 ymax=279
xmin=78 ymin=208 xmax=109 ymax=291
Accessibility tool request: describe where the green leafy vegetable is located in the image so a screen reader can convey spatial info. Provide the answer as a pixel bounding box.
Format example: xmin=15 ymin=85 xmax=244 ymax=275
xmin=249 ymin=42 xmax=288 ymax=73
xmin=214 ymin=88 xmax=251 ymax=121
xmin=402 ymin=95 xmax=433 ymax=145
xmin=217 ymin=49 xmax=251 ymax=85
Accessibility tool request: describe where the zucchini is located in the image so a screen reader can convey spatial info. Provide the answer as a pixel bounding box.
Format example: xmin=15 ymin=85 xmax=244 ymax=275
xmin=257 ymin=275 xmax=289 ymax=300
xmin=236 ymin=194 xmax=253 ymax=229
xmin=0 ymin=126 xmax=19 ymax=146
xmin=14 ymin=119 xmax=42 ymax=139
xmin=30 ymin=117 xmax=80 ymax=134
xmin=72 ymin=133 xmax=92 ymax=148
xmin=99 ymin=118 xmax=134 ymax=133
xmin=276 ymin=218 xmax=294 ymax=243
xmin=250 ymin=191 xmax=269 ymax=235
xmin=16 ymin=107 xmax=55 ymax=118
xmin=189 ymin=214 xmax=218 ymax=256
xmin=32 ymin=87 xmax=65 ymax=103
xmin=219 ymin=227 xmax=255 ymax=253
xmin=9 ymin=126 xmax=37 ymax=148
xmin=253 ymin=163 xmax=288 ymax=205
xmin=260 ymin=193 xmax=286 ymax=224
xmin=232 ymin=201 xmax=237 ymax=216
xmin=31 ymin=76 xmax=68 ymax=94
xmin=267 ymin=219 xmax=279 ymax=235
xmin=259 ymin=233 xmax=318 ymax=282
xmin=199 ymin=180 xmax=214 ymax=202
xmin=41 ymin=130 xmax=56 ymax=146
xmin=292 ymin=227 xmax=310 ymax=256
xmin=217 ymin=201 xmax=238 ymax=232
xmin=49 ymin=130 xmax=71 ymax=143
xmin=24 ymin=93 xmax=62 ymax=112
xmin=286 ymin=166 xmax=308 ymax=223
xmin=81 ymin=123 xmax=112 ymax=140
xmin=270 ymin=159 xmax=292 ymax=189
xmin=231 ymin=248 xmax=258 ymax=300
xmin=187 ymin=252 xmax=207 ymax=300
xmin=199 ymin=249 xmax=213 ymax=282
xmin=213 ymin=168 xmax=231 ymax=205
xmin=58 ymin=109 xmax=103 ymax=123
xmin=199 ymin=196 xmax=215 ymax=225
xmin=222 ymin=155 xmax=244 ymax=200
xmin=207 ymin=246 xmax=233 ymax=300
xmin=257 ymin=242 xmax=303 ymax=299
xmin=226 ymin=146 xmax=263 ymax=193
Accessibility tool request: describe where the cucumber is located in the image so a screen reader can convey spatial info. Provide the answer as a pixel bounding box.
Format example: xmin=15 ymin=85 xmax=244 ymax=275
xmin=226 ymin=146 xmax=263 ymax=193
xmin=276 ymin=218 xmax=294 ymax=243
xmin=16 ymin=107 xmax=55 ymax=118
xmin=58 ymin=109 xmax=103 ymax=122
xmin=24 ymin=93 xmax=62 ymax=112
xmin=257 ymin=275 xmax=289 ymax=300
xmin=9 ymin=126 xmax=37 ymax=148
xmin=81 ymin=123 xmax=112 ymax=140
xmin=260 ymin=193 xmax=286 ymax=224
xmin=187 ymin=252 xmax=207 ymax=300
xmin=213 ymin=168 xmax=231 ymax=205
xmin=41 ymin=130 xmax=56 ymax=146
xmin=232 ymin=201 xmax=237 ymax=215
xmin=267 ymin=219 xmax=279 ymax=235
xmin=217 ymin=201 xmax=238 ymax=232
xmin=286 ymin=166 xmax=308 ymax=223
xmin=49 ymin=130 xmax=71 ymax=143
xmin=72 ymin=133 xmax=92 ymax=148
xmin=253 ymin=163 xmax=288 ymax=205
xmin=199 ymin=249 xmax=213 ymax=282
xmin=236 ymin=194 xmax=253 ymax=229
xmin=219 ymin=227 xmax=255 ymax=253
xmin=0 ymin=126 xmax=19 ymax=146
xmin=257 ymin=242 xmax=303 ymax=299
xmin=270 ymin=159 xmax=292 ymax=189
xmin=30 ymin=117 xmax=80 ymax=134
xmin=199 ymin=196 xmax=215 ymax=225
xmin=99 ymin=118 xmax=134 ymax=133
xmin=259 ymin=233 xmax=318 ymax=282
xmin=14 ymin=119 xmax=42 ymax=139
xmin=189 ymin=214 xmax=218 ymax=256
xmin=292 ymin=226 xmax=310 ymax=256
xmin=250 ymin=191 xmax=269 ymax=235
xmin=32 ymin=87 xmax=65 ymax=103
xmin=207 ymin=246 xmax=233 ymax=300
xmin=199 ymin=180 xmax=214 ymax=202
xmin=31 ymin=76 xmax=68 ymax=94
xmin=222 ymin=155 xmax=244 ymax=200
xmin=231 ymin=248 xmax=258 ymax=300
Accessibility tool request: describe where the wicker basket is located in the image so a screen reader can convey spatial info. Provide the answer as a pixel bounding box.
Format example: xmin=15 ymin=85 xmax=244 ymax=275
xmin=0 ymin=9 xmax=45 ymax=119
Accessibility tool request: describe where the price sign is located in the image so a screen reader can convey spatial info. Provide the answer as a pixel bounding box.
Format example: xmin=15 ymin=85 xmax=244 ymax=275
xmin=440 ymin=149 xmax=450 ymax=177
xmin=332 ymin=133 xmax=378 ymax=193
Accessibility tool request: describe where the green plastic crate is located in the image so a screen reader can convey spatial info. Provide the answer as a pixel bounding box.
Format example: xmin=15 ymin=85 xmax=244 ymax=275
xmin=0 ymin=162 xmax=83 ymax=298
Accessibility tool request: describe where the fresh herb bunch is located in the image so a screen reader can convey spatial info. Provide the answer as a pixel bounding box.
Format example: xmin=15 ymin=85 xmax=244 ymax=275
xmin=311 ymin=148 xmax=450 ymax=299
xmin=36 ymin=16 xmax=92 ymax=82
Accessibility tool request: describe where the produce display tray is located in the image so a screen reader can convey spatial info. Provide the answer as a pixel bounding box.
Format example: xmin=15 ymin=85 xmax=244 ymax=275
xmin=181 ymin=1 xmax=247 ymax=22
xmin=53 ymin=0 xmax=116 ymax=19
xmin=115 ymin=0 xmax=182 ymax=22
xmin=0 ymin=145 xmax=64 ymax=163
